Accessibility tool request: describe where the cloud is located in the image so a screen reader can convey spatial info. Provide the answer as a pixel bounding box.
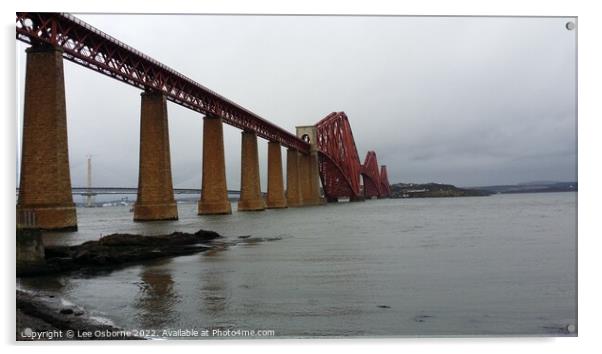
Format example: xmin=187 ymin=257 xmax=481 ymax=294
xmin=16 ymin=15 xmax=576 ymax=189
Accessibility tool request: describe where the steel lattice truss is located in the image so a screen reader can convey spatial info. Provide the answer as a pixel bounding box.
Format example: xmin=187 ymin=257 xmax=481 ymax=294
xmin=15 ymin=12 xmax=309 ymax=153
xmin=316 ymin=112 xmax=391 ymax=200
xmin=379 ymin=165 xmax=391 ymax=197
xmin=361 ymin=151 xmax=383 ymax=198
xmin=315 ymin=112 xmax=363 ymax=200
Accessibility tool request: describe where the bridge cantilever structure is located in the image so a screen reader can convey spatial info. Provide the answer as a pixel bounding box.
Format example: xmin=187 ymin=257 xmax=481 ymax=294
xmin=15 ymin=12 xmax=309 ymax=153
xmin=361 ymin=151 xmax=383 ymax=198
xmin=379 ymin=165 xmax=392 ymax=197
xmin=314 ymin=112 xmax=391 ymax=202
xmin=315 ymin=112 xmax=363 ymax=201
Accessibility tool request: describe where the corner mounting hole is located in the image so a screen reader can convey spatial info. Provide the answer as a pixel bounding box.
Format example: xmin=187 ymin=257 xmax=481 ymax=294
xmin=566 ymin=21 xmax=575 ymax=30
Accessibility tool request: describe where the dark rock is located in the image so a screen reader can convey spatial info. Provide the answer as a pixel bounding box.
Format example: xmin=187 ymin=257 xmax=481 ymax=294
xmin=377 ymin=305 xmax=391 ymax=309
xmin=21 ymin=229 xmax=222 ymax=277
xmin=59 ymin=308 xmax=74 ymax=315
xmin=16 ymin=228 xmax=47 ymax=276
xmin=414 ymin=314 xmax=433 ymax=322
xmin=16 ymin=290 xmax=141 ymax=341
xmin=265 ymin=237 xmax=283 ymax=242
xmin=239 ymin=236 xmax=283 ymax=244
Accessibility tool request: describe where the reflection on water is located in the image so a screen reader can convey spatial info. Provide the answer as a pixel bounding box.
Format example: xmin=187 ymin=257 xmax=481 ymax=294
xmin=19 ymin=274 xmax=70 ymax=294
xmin=19 ymin=193 xmax=577 ymax=337
xmin=134 ymin=258 xmax=178 ymax=328
xmin=197 ymin=249 xmax=229 ymax=319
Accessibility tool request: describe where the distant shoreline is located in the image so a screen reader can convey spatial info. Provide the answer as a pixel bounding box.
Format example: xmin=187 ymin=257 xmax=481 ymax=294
xmin=389 ymin=181 xmax=577 ymax=199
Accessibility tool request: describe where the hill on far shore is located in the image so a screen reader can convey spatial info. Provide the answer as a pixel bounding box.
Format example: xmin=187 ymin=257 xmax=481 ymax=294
xmin=389 ymin=181 xmax=577 ymax=198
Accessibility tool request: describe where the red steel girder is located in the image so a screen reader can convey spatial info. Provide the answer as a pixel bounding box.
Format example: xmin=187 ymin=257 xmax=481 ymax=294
xmin=361 ymin=151 xmax=382 ymax=198
xmin=315 ymin=112 xmax=362 ymax=200
xmin=379 ymin=165 xmax=391 ymax=197
xmin=15 ymin=12 xmax=309 ymax=153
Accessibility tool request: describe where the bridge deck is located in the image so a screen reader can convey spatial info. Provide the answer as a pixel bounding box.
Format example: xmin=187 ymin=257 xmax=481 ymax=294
xmin=16 ymin=12 xmax=310 ymax=153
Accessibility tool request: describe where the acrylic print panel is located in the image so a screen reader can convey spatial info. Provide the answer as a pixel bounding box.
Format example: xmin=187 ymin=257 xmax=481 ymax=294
xmin=15 ymin=13 xmax=576 ymax=340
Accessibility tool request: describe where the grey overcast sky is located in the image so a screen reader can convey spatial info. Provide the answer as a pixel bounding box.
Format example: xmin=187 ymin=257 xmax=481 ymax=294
xmin=16 ymin=15 xmax=577 ymax=189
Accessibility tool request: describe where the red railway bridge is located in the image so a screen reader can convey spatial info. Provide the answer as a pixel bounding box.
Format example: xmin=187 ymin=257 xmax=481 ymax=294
xmin=15 ymin=12 xmax=391 ymax=230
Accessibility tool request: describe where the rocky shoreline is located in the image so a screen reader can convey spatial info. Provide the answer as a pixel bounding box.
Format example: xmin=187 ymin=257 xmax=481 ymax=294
xmin=16 ymin=228 xmax=222 ymax=340
xmin=18 ymin=229 xmax=221 ymax=277
xmin=16 ymin=289 xmax=143 ymax=340
xmin=16 ymin=228 xmax=283 ymax=340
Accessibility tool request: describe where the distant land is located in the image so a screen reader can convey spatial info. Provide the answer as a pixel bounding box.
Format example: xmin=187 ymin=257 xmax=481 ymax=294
xmin=390 ymin=183 xmax=492 ymax=198
xmin=465 ymin=181 xmax=578 ymax=195
xmin=390 ymin=181 xmax=577 ymax=198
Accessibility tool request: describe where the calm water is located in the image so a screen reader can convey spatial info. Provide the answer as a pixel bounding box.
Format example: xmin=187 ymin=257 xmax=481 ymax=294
xmin=18 ymin=192 xmax=577 ymax=337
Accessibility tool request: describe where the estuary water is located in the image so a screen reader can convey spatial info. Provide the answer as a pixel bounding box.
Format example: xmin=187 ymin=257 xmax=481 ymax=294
xmin=18 ymin=192 xmax=577 ymax=338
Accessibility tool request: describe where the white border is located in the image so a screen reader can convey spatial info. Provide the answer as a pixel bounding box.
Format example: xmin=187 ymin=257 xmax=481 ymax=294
xmin=2 ymin=0 xmax=600 ymax=353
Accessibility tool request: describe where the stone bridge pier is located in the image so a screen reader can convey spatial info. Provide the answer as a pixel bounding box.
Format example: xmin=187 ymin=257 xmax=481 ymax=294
xmin=17 ymin=45 xmax=77 ymax=231
xmin=133 ymin=91 xmax=178 ymax=221
xmin=266 ymin=141 xmax=287 ymax=209
xmin=286 ymin=148 xmax=303 ymax=207
xmin=296 ymin=126 xmax=322 ymax=206
xmin=198 ymin=115 xmax=232 ymax=215
xmin=238 ymin=131 xmax=266 ymax=211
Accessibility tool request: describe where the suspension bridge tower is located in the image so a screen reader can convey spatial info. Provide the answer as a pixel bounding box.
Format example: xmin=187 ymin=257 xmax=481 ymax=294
xmin=83 ymin=155 xmax=96 ymax=207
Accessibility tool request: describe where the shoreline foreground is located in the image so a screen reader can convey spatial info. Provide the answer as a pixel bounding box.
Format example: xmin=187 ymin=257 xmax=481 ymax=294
xmin=16 ymin=228 xmax=286 ymax=340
